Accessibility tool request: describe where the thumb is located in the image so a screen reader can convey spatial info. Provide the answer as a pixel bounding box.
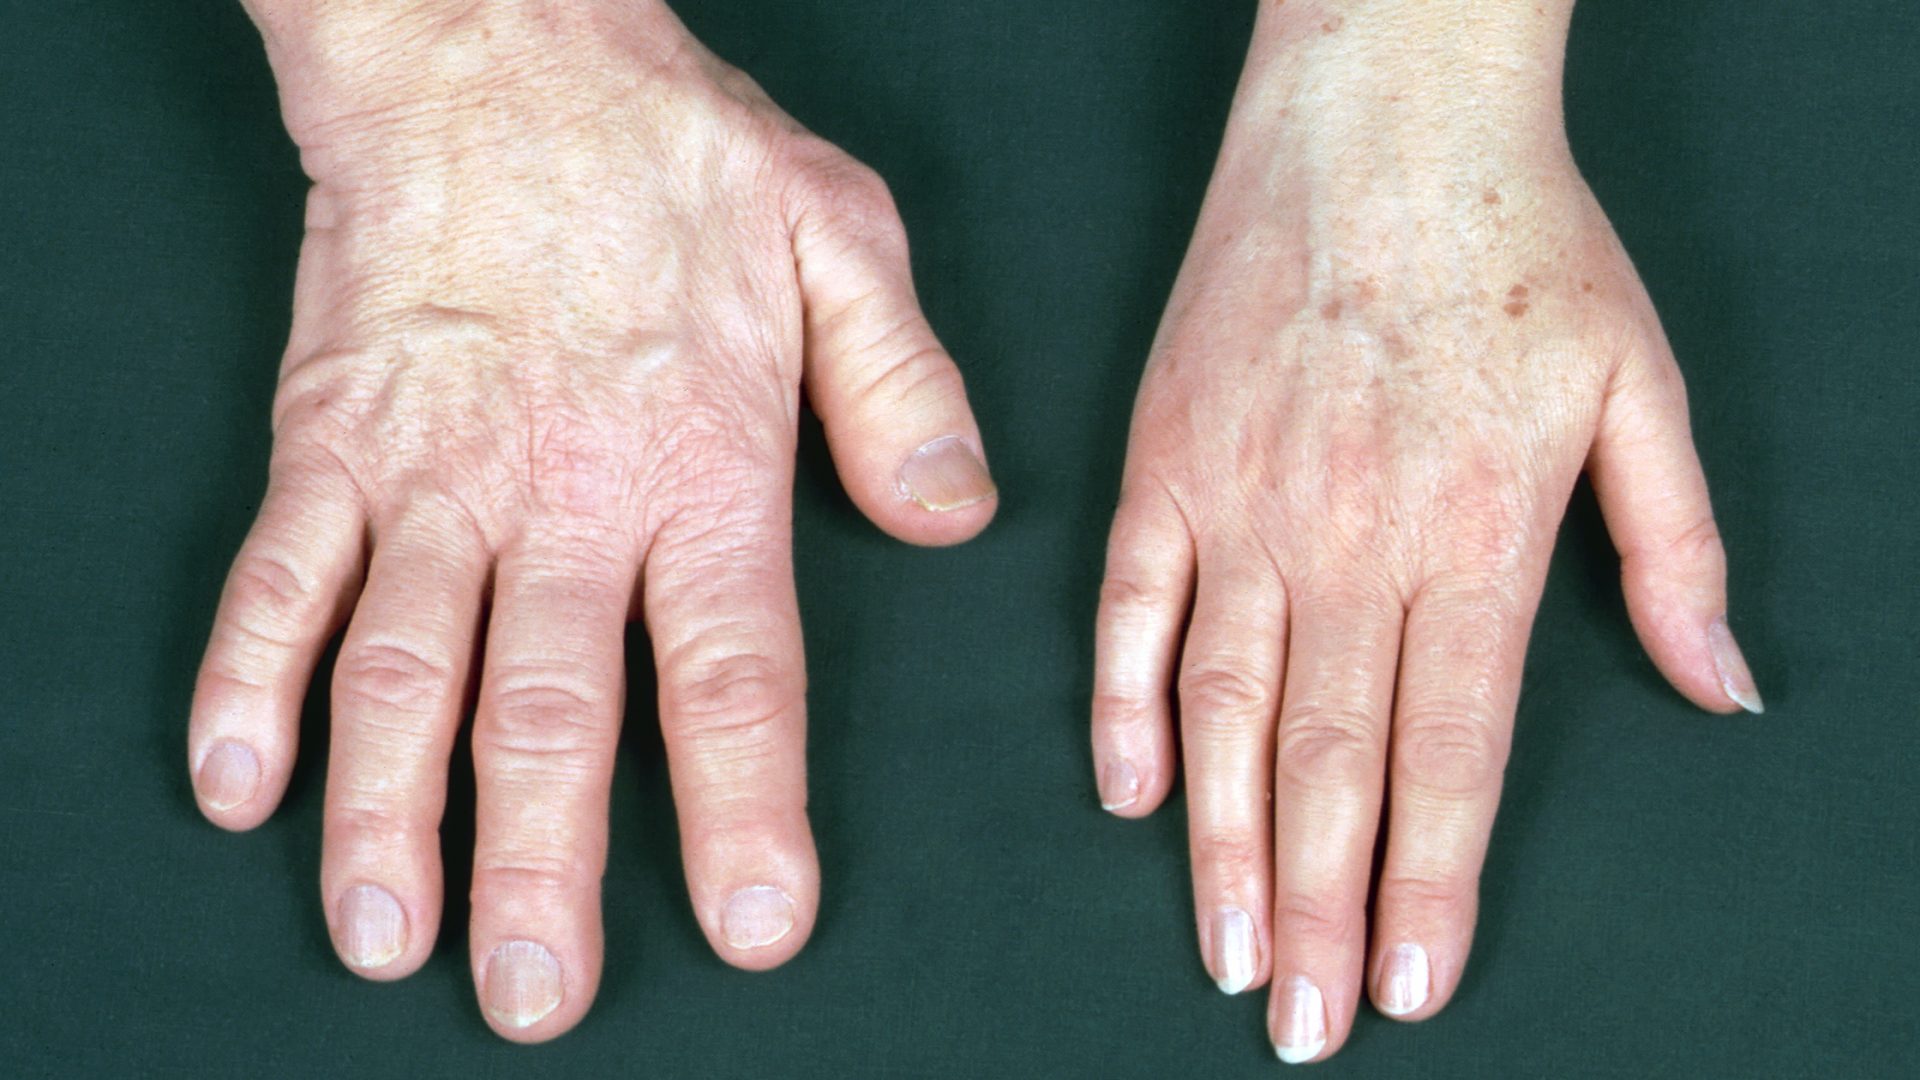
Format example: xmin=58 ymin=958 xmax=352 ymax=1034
xmin=1589 ymin=336 xmax=1763 ymax=714
xmin=787 ymin=151 xmax=997 ymax=546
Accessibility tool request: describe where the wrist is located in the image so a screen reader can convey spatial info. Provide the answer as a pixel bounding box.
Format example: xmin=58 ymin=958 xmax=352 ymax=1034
xmin=238 ymin=0 xmax=679 ymax=149
xmin=1234 ymin=0 xmax=1575 ymax=151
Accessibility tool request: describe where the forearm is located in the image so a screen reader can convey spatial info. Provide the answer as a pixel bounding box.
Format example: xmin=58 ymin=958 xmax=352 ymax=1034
xmin=234 ymin=0 xmax=689 ymax=150
xmin=1234 ymin=1 xmax=1576 ymax=145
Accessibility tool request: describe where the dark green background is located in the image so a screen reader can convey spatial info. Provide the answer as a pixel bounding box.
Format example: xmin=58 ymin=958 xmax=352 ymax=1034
xmin=2 ymin=1 xmax=1914 ymax=1076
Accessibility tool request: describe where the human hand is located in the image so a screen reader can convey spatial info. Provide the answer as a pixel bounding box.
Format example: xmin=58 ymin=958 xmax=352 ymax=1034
xmin=189 ymin=0 xmax=995 ymax=1041
xmin=1090 ymin=1 xmax=1759 ymax=1062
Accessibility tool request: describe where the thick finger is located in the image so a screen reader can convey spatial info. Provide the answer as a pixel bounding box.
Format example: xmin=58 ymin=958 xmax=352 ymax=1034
xmin=189 ymin=458 xmax=364 ymax=829
xmin=1177 ymin=548 xmax=1285 ymax=996
xmin=1267 ymin=587 xmax=1402 ymax=1064
xmin=645 ymin=488 xmax=816 ymax=972
xmin=1091 ymin=481 xmax=1194 ymax=818
xmin=468 ymin=530 xmax=634 ymax=1042
xmin=790 ymin=152 xmax=996 ymax=546
xmin=1591 ymin=342 xmax=1761 ymax=714
xmin=1369 ymin=576 xmax=1535 ymax=1022
xmin=320 ymin=506 xmax=487 ymax=979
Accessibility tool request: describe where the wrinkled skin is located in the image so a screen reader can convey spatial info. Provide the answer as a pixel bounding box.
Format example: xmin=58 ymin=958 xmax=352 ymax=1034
xmin=1089 ymin=3 xmax=1760 ymax=1064
xmin=189 ymin=1 xmax=995 ymax=1041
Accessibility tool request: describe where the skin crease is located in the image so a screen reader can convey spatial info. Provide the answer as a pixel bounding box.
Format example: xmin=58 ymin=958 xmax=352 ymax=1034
xmin=188 ymin=0 xmax=997 ymax=1043
xmin=1091 ymin=0 xmax=1762 ymax=1065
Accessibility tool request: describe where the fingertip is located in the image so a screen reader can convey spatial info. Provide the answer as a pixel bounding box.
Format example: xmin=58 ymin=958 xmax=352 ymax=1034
xmin=710 ymin=882 xmax=816 ymax=972
xmin=329 ymin=882 xmax=433 ymax=982
xmin=869 ymin=434 xmax=999 ymax=547
xmin=190 ymin=734 xmax=282 ymax=830
xmin=1624 ymin=594 xmax=1763 ymax=715
xmin=476 ymin=936 xmax=594 ymax=1043
xmin=1370 ymin=940 xmax=1440 ymax=1022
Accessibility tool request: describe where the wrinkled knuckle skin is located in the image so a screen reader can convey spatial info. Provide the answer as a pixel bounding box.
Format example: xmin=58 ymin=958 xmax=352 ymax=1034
xmin=475 ymin=678 xmax=614 ymax=774
xmin=664 ymin=649 xmax=799 ymax=735
xmin=1663 ymin=515 xmax=1726 ymax=568
xmin=1274 ymin=707 xmax=1386 ymax=788
xmin=1272 ymin=890 xmax=1359 ymax=944
xmin=1179 ymin=665 xmax=1274 ymax=724
xmin=1190 ymin=830 xmax=1268 ymax=887
xmin=852 ymin=339 xmax=960 ymax=413
xmin=1091 ymin=687 xmax=1158 ymax=733
xmin=335 ymin=641 xmax=454 ymax=714
xmin=225 ymin=552 xmax=325 ymax=639
xmin=798 ymin=152 xmax=902 ymax=239
xmin=328 ymin=798 xmax=433 ymax=842
xmin=471 ymin=854 xmax=587 ymax=900
xmin=1394 ymin=713 xmax=1507 ymax=797
xmin=1376 ymin=874 xmax=1476 ymax=919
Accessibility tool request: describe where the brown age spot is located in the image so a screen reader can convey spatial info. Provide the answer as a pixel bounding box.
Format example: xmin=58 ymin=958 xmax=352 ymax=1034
xmin=1322 ymin=16 xmax=1344 ymax=32
xmin=1508 ymin=284 xmax=1530 ymax=299
xmin=1504 ymin=301 xmax=1529 ymax=317
xmin=1504 ymin=284 xmax=1531 ymax=318
xmin=1483 ymin=189 xmax=1502 ymax=205
xmin=1581 ymin=280 xmax=1595 ymax=292
xmin=1321 ymin=299 xmax=1342 ymax=320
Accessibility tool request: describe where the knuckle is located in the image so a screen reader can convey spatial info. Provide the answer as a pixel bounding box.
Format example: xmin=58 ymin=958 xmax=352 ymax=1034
xmin=1273 ymin=707 xmax=1386 ymax=787
xmin=1189 ymin=830 xmax=1267 ymax=885
xmin=664 ymin=647 xmax=799 ymax=734
xmin=1394 ymin=712 xmax=1506 ymax=796
xmin=224 ymin=551 xmax=323 ymax=640
xmin=801 ymin=153 xmax=901 ymax=235
xmin=1664 ymin=514 xmax=1726 ymax=567
xmin=1179 ymin=665 xmax=1274 ymax=723
xmin=1272 ymin=890 xmax=1358 ymax=943
xmin=327 ymin=799 xmax=428 ymax=841
xmin=1098 ymin=570 xmax=1171 ymax=619
xmin=335 ymin=641 xmax=453 ymax=713
xmin=1091 ymin=686 xmax=1160 ymax=731
xmin=1377 ymin=872 xmax=1475 ymax=915
xmin=470 ymin=854 xmax=586 ymax=900
xmin=850 ymin=337 xmax=959 ymax=411
xmin=475 ymin=675 xmax=613 ymax=768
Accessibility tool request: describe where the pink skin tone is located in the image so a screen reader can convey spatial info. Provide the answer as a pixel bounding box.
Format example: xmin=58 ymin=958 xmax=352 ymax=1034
xmin=1090 ymin=0 xmax=1761 ymax=1065
xmin=188 ymin=0 xmax=995 ymax=1042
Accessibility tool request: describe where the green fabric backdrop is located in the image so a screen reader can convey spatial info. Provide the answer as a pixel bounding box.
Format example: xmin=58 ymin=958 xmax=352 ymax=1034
xmin=2 ymin=1 xmax=1914 ymax=1076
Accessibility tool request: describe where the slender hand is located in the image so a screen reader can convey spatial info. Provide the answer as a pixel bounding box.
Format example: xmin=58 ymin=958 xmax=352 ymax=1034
xmin=1090 ymin=0 xmax=1759 ymax=1062
xmin=189 ymin=0 xmax=996 ymax=1041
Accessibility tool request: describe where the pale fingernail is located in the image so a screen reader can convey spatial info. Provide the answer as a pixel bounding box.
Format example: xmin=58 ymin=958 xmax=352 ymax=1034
xmin=1098 ymin=759 xmax=1139 ymax=811
xmin=899 ymin=436 xmax=996 ymax=511
xmin=198 ymin=739 xmax=260 ymax=810
xmin=1273 ymin=975 xmax=1328 ymax=1064
xmin=337 ymin=884 xmax=407 ymax=969
xmin=1213 ymin=907 xmax=1256 ymax=995
xmin=1707 ymin=616 xmax=1764 ymax=714
xmin=1378 ymin=942 xmax=1430 ymax=1016
xmin=483 ymin=940 xmax=563 ymax=1028
xmin=722 ymin=885 xmax=796 ymax=949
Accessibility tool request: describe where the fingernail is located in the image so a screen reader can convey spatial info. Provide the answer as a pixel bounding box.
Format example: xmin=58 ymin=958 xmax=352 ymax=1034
xmin=337 ymin=884 xmax=407 ymax=969
xmin=1707 ymin=616 xmax=1764 ymax=714
xmin=899 ymin=436 xmax=995 ymax=511
xmin=1273 ymin=975 xmax=1328 ymax=1064
xmin=483 ymin=940 xmax=563 ymax=1028
xmin=722 ymin=885 xmax=796 ymax=949
xmin=1378 ymin=942 xmax=1430 ymax=1016
xmin=198 ymin=739 xmax=260 ymax=810
xmin=1213 ymin=907 xmax=1256 ymax=995
xmin=1098 ymin=759 xmax=1139 ymax=812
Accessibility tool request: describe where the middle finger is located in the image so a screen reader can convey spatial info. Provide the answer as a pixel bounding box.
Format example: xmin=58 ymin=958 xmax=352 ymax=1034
xmin=1267 ymin=584 xmax=1403 ymax=1063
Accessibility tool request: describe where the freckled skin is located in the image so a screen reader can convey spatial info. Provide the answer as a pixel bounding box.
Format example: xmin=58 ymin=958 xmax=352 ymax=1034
xmin=1093 ymin=0 xmax=1746 ymax=1065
